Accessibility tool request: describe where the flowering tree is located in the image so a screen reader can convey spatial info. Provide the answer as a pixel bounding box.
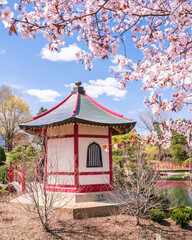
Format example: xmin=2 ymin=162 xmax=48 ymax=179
xmin=0 ymin=86 xmax=31 ymax=151
xmin=1 ymin=0 xmax=192 ymax=147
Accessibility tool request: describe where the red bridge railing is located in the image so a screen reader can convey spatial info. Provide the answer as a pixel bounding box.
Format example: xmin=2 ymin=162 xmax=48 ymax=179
xmin=9 ymin=164 xmax=25 ymax=192
xmin=154 ymin=162 xmax=192 ymax=171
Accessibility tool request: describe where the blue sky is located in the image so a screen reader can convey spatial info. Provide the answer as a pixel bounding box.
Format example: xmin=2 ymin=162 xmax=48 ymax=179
xmin=0 ymin=21 xmax=191 ymax=131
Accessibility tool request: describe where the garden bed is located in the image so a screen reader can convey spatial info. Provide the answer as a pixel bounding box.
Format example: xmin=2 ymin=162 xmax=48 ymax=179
xmin=0 ymin=193 xmax=192 ymax=240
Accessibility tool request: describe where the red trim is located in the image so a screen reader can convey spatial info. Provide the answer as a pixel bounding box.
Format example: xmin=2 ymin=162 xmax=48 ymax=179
xmin=47 ymin=171 xmax=110 ymax=176
xmin=79 ymin=184 xmax=114 ymax=193
xmin=46 ymin=184 xmax=114 ymax=193
xmin=74 ymin=124 xmax=79 ymax=188
xmin=121 ymin=116 xmax=132 ymax=121
xmin=46 ymin=186 xmax=78 ymax=193
xmin=44 ymin=129 xmax=48 ymax=183
xmin=108 ymin=127 xmax=113 ymax=186
xmin=79 ymin=171 xmax=110 ymax=175
xmin=85 ymin=92 xmax=123 ymax=118
xmin=48 ymin=172 xmax=74 ymax=175
xmin=47 ymin=184 xmax=75 ymax=188
xmin=24 ymin=93 xmax=72 ymax=123
xmin=48 ymin=134 xmax=74 ymax=139
xmin=85 ymin=92 xmax=132 ymax=121
xmin=78 ymin=134 xmax=108 ymax=138
xmin=48 ymin=134 xmax=108 ymax=140
xmin=72 ymin=91 xmax=79 ymax=116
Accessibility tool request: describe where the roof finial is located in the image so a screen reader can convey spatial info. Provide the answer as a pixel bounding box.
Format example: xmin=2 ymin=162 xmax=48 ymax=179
xmin=75 ymin=81 xmax=82 ymax=87
xmin=72 ymin=81 xmax=84 ymax=94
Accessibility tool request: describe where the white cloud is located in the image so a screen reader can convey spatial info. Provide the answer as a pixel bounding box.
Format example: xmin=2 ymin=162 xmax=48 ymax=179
xmin=109 ymin=54 xmax=126 ymax=72
xmin=109 ymin=65 xmax=124 ymax=72
xmin=111 ymin=54 xmax=125 ymax=64
xmin=9 ymin=84 xmax=24 ymax=89
xmin=128 ymin=111 xmax=135 ymax=114
xmin=26 ymin=89 xmax=61 ymax=102
xmin=0 ymin=49 xmax=6 ymax=54
xmin=0 ymin=82 xmax=23 ymax=89
xmin=65 ymin=77 xmax=127 ymax=100
xmin=40 ymin=44 xmax=81 ymax=62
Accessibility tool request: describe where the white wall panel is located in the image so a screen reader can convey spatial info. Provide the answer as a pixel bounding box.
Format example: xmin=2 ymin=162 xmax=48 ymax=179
xmin=47 ymin=138 xmax=74 ymax=172
xmin=47 ymin=175 xmax=74 ymax=185
xmin=79 ymin=174 xmax=109 ymax=185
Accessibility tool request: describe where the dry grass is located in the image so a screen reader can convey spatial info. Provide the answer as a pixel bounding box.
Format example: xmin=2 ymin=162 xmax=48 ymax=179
xmin=0 ymin=193 xmax=192 ymax=240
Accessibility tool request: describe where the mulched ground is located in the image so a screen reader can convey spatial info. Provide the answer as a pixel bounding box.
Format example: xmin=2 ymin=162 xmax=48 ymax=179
xmin=0 ymin=193 xmax=192 ymax=240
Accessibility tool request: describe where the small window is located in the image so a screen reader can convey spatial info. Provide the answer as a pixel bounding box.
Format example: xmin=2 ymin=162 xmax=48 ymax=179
xmin=87 ymin=142 xmax=103 ymax=167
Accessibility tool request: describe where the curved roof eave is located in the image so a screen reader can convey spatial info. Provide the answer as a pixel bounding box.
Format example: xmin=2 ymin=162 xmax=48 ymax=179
xmin=20 ymin=117 xmax=136 ymax=129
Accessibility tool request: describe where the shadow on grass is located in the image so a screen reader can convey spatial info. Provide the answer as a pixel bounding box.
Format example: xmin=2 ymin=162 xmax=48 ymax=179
xmin=48 ymin=220 xmax=104 ymax=240
xmin=159 ymin=219 xmax=171 ymax=226
xmin=140 ymin=219 xmax=192 ymax=240
xmin=185 ymin=225 xmax=192 ymax=231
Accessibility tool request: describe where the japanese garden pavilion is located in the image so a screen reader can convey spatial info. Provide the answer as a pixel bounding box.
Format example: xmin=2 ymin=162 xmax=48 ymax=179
xmin=20 ymin=82 xmax=136 ymax=194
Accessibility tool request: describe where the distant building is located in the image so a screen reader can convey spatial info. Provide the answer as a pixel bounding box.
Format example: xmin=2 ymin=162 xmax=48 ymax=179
xmin=12 ymin=131 xmax=32 ymax=148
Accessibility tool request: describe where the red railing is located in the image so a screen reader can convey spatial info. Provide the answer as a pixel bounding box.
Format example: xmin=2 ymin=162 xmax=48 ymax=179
xmin=154 ymin=162 xmax=192 ymax=171
xmin=9 ymin=164 xmax=25 ymax=192
xmin=158 ymin=181 xmax=192 ymax=187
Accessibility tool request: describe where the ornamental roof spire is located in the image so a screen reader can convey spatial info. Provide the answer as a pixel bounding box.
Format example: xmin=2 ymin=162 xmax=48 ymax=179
xmin=71 ymin=81 xmax=84 ymax=94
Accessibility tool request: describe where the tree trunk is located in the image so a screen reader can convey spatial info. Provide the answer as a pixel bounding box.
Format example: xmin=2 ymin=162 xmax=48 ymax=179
xmin=135 ymin=213 xmax=140 ymax=225
xmin=135 ymin=201 xmax=140 ymax=225
xmin=6 ymin=133 xmax=13 ymax=152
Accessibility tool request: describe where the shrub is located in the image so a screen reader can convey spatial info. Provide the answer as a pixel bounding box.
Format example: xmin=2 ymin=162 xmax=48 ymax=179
xmin=170 ymin=206 xmax=192 ymax=228
xmin=0 ymin=188 xmax=8 ymax=195
xmin=0 ymin=164 xmax=8 ymax=184
xmin=149 ymin=208 xmax=165 ymax=223
xmin=9 ymin=145 xmax=24 ymax=163
xmin=183 ymin=158 xmax=192 ymax=165
xmin=0 ymin=146 xmax=6 ymax=166
xmin=177 ymin=206 xmax=192 ymax=220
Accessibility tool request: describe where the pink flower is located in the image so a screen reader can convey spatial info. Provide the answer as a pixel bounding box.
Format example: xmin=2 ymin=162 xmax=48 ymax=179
xmin=0 ymin=7 xmax=14 ymax=27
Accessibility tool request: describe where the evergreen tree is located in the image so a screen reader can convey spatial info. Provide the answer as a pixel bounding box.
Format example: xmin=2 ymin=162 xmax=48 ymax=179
xmin=171 ymin=135 xmax=188 ymax=163
xmin=0 ymin=146 xmax=6 ymax=166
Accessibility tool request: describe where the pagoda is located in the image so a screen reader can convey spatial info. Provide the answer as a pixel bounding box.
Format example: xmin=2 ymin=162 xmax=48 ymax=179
xmin=20 ymin=82 xmax=136 ymax=196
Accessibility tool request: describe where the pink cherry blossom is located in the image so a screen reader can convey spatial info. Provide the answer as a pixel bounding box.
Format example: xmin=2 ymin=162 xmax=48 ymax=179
xmin=0 ymin=0 xmax=192 ymax=148
xmin=0 ymin=6 xmax=14 ymax=27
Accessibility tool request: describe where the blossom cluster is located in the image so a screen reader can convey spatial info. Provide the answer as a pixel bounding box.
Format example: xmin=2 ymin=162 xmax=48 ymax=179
xmin=0 ymin=0 xmax=192 ymax=147
xmin=149 ymin=118 xmax=192 ymax=149
xmin=102 ymin=132 xmax=142 ymax=152
xmin=0 ymin=1 xmax=191 ymax=110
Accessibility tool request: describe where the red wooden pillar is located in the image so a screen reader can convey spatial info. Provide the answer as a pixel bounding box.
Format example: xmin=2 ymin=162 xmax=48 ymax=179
xmin=22 ymin=167 xmax=25 ymax=192
xmin=15 ymin=165 xmax=17 ymax=182
xmin=108 ymin=127 xmax=113 ymax=187
xmin=74 ymin=124 xmax=79 ymax=190
xmin=8 ymin=166 xmax=12 ymax=183
xmin=44 ymin=129 xmax=48 ymax=183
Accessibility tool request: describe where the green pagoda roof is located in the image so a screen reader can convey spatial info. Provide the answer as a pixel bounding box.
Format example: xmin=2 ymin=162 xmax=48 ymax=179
xmin=20 ymin=82 xmax=136 ymax=135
